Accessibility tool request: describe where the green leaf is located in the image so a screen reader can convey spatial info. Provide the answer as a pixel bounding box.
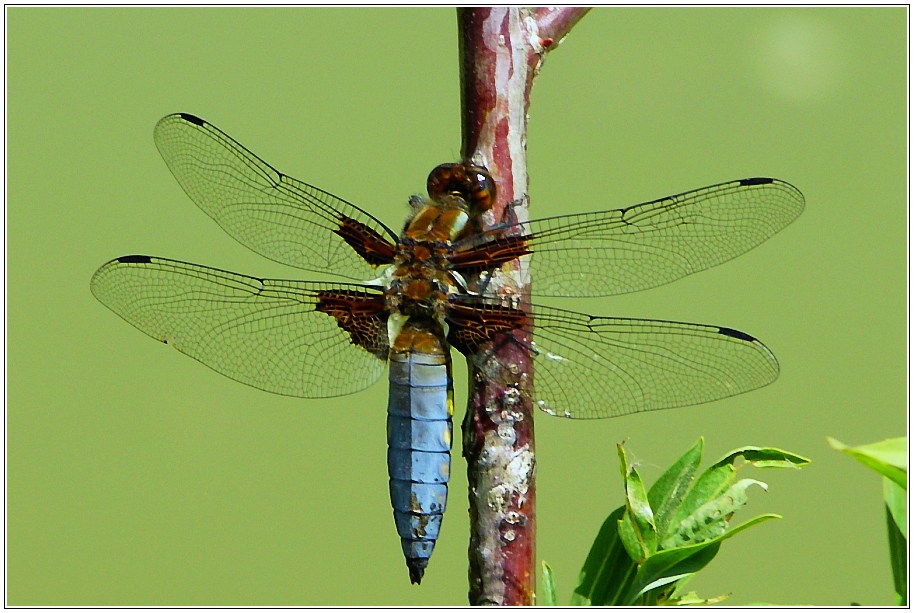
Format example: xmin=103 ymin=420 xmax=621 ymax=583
xmin=648 ymin=437 xmax=704 ymax=537
xmin=711 ymin=446 xmax=811 ymax=470
xmin=617 ymin=443 xmax=658 ymax=561
xmin=617 ymin=515 xmax=642 ymax=564
xmin=540 ymin=561 xmax=557 ymax=606
xmin=668 ymin=458 xmax=736 ymax=533
xmin=638 ymin=570 xmax=697 ymax=599
xmin=661 ymin=478 xmax=768 ymax=549
xmin=886 ymin=500 xmax=907 ymax=606
xmin=572 ymin=506 xmax=637 ymax=606
xmin=625 ymin=541 xmax=720 ymax=604
xmin=575 ymin=440 xmax=805 ymax=606
xmin=669 ymin=445 xmax=807 ymax=536
xmin=884 ymin=477 xmax=907 ymax=605
xmin=623 ymin=514 xmax=780 ymax=603
xmin=828 ymin=436 xmax=907 ymax=488
xmin=670 ymin=590 xmax=730 ymax=605
xmin=884 ymin=476 xmax=906 ymax=539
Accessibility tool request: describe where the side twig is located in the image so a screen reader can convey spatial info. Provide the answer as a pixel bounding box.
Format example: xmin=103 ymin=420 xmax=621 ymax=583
xmin=457 ymin=7 xmax=589 ymax=606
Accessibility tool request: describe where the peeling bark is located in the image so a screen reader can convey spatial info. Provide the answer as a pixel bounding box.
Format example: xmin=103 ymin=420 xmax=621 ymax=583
xmin=456 ymin=7 xmax=589 ymax=606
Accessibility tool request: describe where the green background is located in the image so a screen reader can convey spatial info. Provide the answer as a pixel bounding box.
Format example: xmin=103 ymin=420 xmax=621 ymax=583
xmin=7 ymin=7 xmax=906 ymax=606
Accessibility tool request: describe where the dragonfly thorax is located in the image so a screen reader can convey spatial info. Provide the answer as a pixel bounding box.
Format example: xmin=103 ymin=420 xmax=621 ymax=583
xmin=403 ymin=198 xmax=471 ymax=243
xmin=385 ymin=240 xmax=455 ymax=322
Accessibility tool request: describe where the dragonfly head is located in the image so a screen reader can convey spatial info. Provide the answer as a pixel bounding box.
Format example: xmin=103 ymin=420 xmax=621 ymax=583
xmin=427 ymin=162 xmax=496 ymax=214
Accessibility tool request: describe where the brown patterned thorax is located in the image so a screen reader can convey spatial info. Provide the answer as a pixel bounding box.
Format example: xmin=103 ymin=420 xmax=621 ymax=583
xmin=385 ymin=163 xmax=498 ymax=324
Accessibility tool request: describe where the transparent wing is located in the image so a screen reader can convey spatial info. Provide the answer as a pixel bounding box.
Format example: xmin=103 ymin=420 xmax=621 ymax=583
xmin=90 ymin=256 xmax=389 ymax=398
xmin=453 ymin=298 xmax=779 ymax=419
xmin=457 ymin=178 xmax=804 ymax=297
xmin=527 ymin=304 xmax=779 ymax=419
xmin=153 ymin=113 xmax=398 ymax=281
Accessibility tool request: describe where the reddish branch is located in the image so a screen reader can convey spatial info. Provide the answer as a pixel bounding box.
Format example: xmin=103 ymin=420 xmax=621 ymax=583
xmin=456 ymin=7 xmax=589 ymax=606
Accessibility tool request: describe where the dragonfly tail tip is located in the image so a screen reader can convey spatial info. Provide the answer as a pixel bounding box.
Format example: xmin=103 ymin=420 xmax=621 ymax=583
xmin=407 ymin=559 xmax=427 ymax=585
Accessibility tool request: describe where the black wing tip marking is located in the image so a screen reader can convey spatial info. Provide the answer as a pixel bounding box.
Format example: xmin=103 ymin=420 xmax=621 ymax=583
xmin=738 ymin=176 xmax=805 ymax=200
xmin=739 ymin=177 xmax=775 ymax=186
xmin=717 ymin=326 xmax=757 ymax=342
xmin=115 ymin=255 xmax=153 ymax=264
xmin=739 ymin=177 xmax=806 ymax=222
xmin=176 ymin=112 xmax=206 ymax=126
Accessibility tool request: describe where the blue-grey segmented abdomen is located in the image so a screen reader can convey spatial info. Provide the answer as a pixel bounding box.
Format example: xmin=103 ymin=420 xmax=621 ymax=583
xmin=387 ymin=349 xmax=453 ymax=585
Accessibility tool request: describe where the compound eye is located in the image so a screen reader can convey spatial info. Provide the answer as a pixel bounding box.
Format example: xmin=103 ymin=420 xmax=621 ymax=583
xmin=467 ymin=168 xmax=496 ymax=212
xmin=427 ymin=163 xmax=460 ymax=200
xmin=427 ymin=162 xmax=497 ymax=212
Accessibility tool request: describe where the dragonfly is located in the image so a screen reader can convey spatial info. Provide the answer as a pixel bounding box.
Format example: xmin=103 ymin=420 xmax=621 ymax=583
xmin=90 ymin=113 xmax=804 ymax=584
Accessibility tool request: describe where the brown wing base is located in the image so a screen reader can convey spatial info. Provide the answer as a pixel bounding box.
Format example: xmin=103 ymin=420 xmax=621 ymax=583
xmin=334 ymin=216 xmax=397 ymax=266
xmin=448 ymin=235 xmax=531 ymax=275
xmin=316 ymin=290 xmax=390 ymax=359
xmin=446 ymin=301 xmax=529 ymax=356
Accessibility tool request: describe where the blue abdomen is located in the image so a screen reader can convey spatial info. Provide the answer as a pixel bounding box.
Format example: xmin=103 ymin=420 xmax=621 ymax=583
xmin=387 ymin=349 xmax=453 ymax=584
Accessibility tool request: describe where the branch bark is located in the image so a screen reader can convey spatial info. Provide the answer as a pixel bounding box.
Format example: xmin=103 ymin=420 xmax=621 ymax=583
xmin=456 ymin=7 xmax=589 ymax=606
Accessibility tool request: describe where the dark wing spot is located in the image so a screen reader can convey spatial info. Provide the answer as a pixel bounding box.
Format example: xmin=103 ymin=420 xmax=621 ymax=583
xmin=449 ymin=235 xmax=531 ymax=275
xmin=718 ymin=326 xmax=756 ymax=342
xmin=117 ymin=255 xmax=152 ymax=264
xmin=445 ymin=301 xmax=528 ymax=355
xmin=739 ymin=177 xmax=774 ymax=186
xmin=333 ymin=216 xmax=397 ymax=266
xmin=178 ymin=113 xmax=206 ymax=126
xmin=315 ymin=290 xmax=389 ymax=359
